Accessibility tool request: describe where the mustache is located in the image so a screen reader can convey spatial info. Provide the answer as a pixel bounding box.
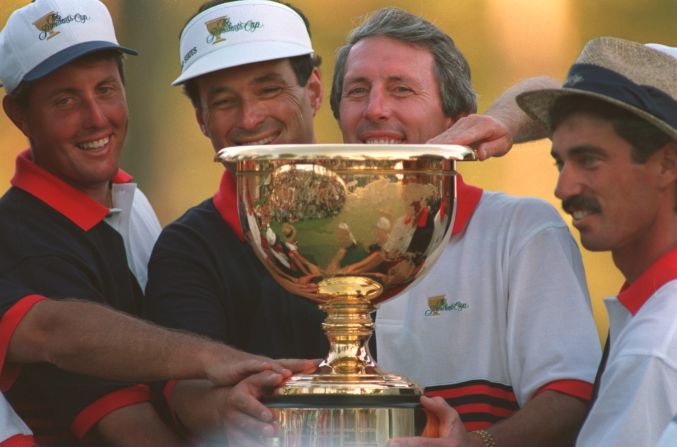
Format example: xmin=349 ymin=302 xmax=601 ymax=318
xmin=562 ymin=196 xmax=602 ymax=215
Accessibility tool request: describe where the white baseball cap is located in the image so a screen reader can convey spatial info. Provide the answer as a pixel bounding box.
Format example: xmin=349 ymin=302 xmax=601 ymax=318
xmin=173 ymin=0 xmax=314 ymax=85
xmin=0 ymin=0 xmax=137 ymax=94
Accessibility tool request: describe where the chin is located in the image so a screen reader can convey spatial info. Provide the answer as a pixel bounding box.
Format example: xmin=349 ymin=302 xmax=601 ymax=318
xmin=579 ymin=236 xmax=614 ymax=252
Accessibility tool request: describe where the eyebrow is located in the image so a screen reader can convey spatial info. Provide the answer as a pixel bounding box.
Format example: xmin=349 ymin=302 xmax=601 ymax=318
xmin=47 ymin=75 xmax=120 ymax=97
xmin=551 ymin=145 xmax=605 ymax=160
xmin=251 ymin=73 xmax=285 ymax=84
xmin=206 ymin=73 xmax=286 ymax=97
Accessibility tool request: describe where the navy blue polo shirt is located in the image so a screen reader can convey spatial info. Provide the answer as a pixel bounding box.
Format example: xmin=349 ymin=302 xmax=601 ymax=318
xmin=0 ymin=151 xmax=150 ymax=445
xmin=145 ymin=170 xmax=328 ymax=360
xmin=0 ymin=281 xmax=46 ymax=393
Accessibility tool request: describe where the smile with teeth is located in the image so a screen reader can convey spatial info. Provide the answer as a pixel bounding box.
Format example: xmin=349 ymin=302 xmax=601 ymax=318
xmin=77 ymin=136 xmax=110 ymax=150
xmin=364 ymin=138 xmax=403 ymax=144
xmin=572 ymin=210 xmax=592 ymax=221
xmin=241 ymin=135 xmax=276 ymax=145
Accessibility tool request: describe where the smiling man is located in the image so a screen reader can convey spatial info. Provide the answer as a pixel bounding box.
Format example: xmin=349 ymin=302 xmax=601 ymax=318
xmin=517 ymin=37 xmax=677 ymax=446
xmin=0 ymin=0 xmax=175 ymax=444
xmin=331 ymin=8 xmax=601 ymax=447
xmin=143 ymin=0 xmax=324 ymax=443
xmin=0 ymin=0 xmax=169 ymax=445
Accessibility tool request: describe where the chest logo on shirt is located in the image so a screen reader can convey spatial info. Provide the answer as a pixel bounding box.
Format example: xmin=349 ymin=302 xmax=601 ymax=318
xmin=425 ymin=294 xmax=468 ymax=316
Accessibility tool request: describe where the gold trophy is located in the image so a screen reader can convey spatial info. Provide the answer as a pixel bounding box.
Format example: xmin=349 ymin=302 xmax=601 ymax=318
xmin=217 ymin=144 xmax=475 ymax=446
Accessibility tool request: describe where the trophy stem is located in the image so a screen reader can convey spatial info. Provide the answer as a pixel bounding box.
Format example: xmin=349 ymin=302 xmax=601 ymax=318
xmin=319 ymin=293 xmax=377 ymax=375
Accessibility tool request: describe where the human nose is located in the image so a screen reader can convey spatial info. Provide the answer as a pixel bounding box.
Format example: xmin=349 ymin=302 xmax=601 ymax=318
xmin=239 ymin=99 xmax=266 ymax=130
xmin=81 ymin=96 xmax=108 ymax=129
xmin=554 ymin=164 xmax=582 ymax=201
xmin=364 ymin=88 xmax=391 ymax=121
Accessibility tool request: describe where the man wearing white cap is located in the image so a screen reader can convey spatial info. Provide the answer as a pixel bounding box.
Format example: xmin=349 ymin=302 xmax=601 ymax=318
xmin=144 ymin=0 xmax=324 ymax=443
xmin=331 ymin=8 xmax=601 ymax=447
xmin=0 ymin=1 xmax=314 ymax=445
xmin=0 ymin=0 xmax=178 ymax=444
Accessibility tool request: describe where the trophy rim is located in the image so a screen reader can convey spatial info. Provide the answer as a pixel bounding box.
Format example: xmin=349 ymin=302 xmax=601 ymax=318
xmin=215 ymin=143 xmax=476 ymax=163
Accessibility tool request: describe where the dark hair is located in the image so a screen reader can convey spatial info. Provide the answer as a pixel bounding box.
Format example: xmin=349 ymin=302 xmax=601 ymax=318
xmin=551 ymin=95 xmax=677 ymax=212
xmin=550 ymin=95 xmax=674 ymax=163
xmin=9 ymin=49 xmax=126 ymax=109
xmin=330 ymin=7 xmax=476 ymax=120
xmin=181 ymin=0 xmax=321 ymax=109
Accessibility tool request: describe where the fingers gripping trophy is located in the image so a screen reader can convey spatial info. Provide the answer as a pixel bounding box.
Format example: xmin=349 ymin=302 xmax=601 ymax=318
xmin=218 ymin=143 xmax=475 ymax=446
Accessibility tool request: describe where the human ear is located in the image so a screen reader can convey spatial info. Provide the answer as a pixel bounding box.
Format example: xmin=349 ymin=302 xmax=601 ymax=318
xmin=657 ymin=141 xmax=677 ymax=188
xmin=3 ymin=95 xmax=30 ymax=137
xmin=306 ymin=68 xmax=323 ymax=115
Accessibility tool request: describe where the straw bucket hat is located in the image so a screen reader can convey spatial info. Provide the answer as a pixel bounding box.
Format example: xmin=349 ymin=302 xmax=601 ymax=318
xmin=517 ymin=36 xmax=677 ymax=140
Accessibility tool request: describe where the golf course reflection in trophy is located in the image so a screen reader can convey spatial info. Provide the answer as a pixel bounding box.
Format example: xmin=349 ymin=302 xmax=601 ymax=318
xmin=217 ymin=144 xmax=475 ymax=446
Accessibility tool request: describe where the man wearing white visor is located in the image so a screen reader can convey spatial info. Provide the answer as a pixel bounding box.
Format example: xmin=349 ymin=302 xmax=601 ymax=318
xmin=144 ymin=0 xmax=323 ymax=444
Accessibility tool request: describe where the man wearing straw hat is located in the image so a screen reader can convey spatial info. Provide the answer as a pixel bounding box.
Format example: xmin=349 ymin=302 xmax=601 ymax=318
xmin=407 ymin=36 xmax=677 ymax=447
xmin=517 ymin=35 xmax=677 ymax=447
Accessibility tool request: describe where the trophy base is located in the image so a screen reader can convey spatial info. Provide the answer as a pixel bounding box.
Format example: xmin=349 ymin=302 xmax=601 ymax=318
xmin=274 ymin=371 xmax=422 ymax=396
xmin=264 ymin=394 xmax=419 ymax=447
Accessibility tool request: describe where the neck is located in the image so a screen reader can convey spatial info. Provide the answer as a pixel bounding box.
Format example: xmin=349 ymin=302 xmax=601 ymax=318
xmin=83 ymin=183 xmax=113 ymax=208
xmin=612 ymin=213 xmax=677 ymax=283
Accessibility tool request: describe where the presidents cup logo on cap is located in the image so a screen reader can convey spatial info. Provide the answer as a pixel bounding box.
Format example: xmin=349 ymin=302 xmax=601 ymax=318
xmin=33 ymin=11 xmax=91 ymax=41
xmin=205 ymin=16 xmax=263 ymax=44
xmin=173 ymin=0 xmax=313 ymax=85
xmin=564 ymin=73 xmax=584 ymax=88
xmin=0 ymin=0 xmax=137 ymax=94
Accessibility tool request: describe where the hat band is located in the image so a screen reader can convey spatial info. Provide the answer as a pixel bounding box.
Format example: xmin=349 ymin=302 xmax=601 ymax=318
xmin=564 ymin=63 xmax=677 ymax=130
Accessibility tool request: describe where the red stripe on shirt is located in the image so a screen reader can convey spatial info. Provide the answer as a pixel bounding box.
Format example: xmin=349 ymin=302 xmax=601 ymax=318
xmin=452 ymin=176 xmax=483 ymax=235
xmin=0 ymin=434 xmax=35 ymax=447
xmin=534 ymin=379 xmax=593 ymax=401
xmin=11 ymin=150 xmax=132 ymax=231
xmin=0 ymin=295 xmax=47 ymax=391
xmin=70 ymin=384 xmax=151 ymax=439
xmin=426 ymin=382 xmax=517 ymax=403
xmin=213 ymin=170 xmax=244 ymax=242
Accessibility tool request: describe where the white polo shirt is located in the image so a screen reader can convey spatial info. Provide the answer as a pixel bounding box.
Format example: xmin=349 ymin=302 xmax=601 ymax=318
xmin=577 ymin=249 xmax=677 ymax=447
xmin=0 ymin=393 xmax=32 ymax=446
xmin=105 ymin=184 xmax=161 ymax=290
xmin=376 ymin=180 xmax=601 ymax=430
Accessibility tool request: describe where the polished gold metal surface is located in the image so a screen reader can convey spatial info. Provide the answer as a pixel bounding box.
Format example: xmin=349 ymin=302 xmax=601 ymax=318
xmin=268 ymin=407 xmax=416 ymax=447
xmin=216 ymin=143 xmax=475 ymax=444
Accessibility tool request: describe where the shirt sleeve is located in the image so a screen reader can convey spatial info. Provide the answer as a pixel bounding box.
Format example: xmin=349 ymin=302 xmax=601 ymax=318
xmin=506 ymin=214 xmax=602 ymax=405
xmin=2 ymin=258 xmax=150 ymax=438
xmin=0 ymin=288 xmax=46 ymax=390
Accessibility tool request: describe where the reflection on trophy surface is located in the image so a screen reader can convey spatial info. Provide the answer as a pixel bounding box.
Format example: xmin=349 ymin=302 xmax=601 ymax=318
xmin=217 ymin=144 xmax=475 ymax=446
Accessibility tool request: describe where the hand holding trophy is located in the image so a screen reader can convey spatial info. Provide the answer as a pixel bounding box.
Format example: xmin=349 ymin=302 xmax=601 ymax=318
xmin=217 ymin=143 xmax=475 ymax=446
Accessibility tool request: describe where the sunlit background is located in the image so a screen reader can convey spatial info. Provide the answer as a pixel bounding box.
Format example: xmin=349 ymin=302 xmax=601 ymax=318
xmin=1 ymin=0 xmax=676 ymax=339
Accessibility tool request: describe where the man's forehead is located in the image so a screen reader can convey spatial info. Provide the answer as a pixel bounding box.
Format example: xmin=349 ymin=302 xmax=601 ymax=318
xmin=31 ymin=57 xmax=121 ymax=91
xmin=199 ymin=58 xmax=294 ymax=87
xmin=343 ymin=37 xmax=434 ymax=83
xmin=347 ymin=36 xmax=432 ymax=66
xmin=551 ymin=112 xmax=621 ymax=154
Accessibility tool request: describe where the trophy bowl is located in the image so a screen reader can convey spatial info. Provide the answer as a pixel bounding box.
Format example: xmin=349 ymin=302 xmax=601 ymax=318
xmin=217 ymin=144 xmax=475 ymax=446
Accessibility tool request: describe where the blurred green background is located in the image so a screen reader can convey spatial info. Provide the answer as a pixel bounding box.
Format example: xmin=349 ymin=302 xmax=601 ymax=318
xmin=2 ymin=0 xmax=676 ymax=339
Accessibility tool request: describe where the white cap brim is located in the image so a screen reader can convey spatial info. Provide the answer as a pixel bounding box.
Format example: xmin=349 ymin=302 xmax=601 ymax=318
xmin=172 ymin=0 xmax=313 ymax=86
xmin=173 ymin=40 xmax=311 ymax=86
